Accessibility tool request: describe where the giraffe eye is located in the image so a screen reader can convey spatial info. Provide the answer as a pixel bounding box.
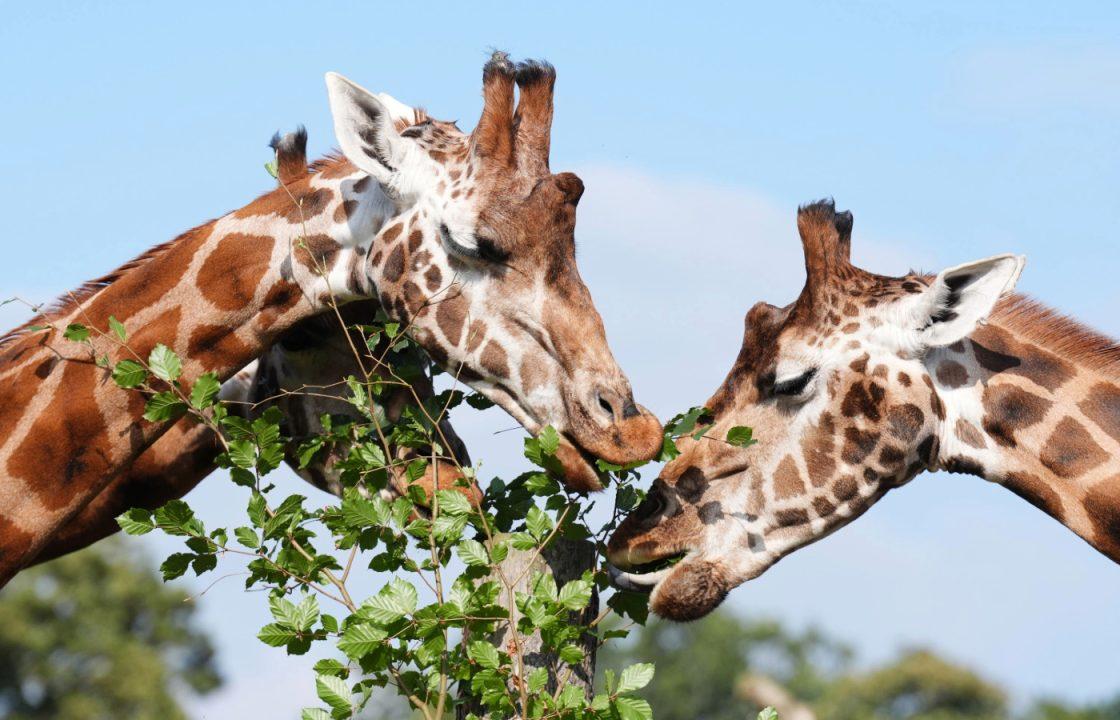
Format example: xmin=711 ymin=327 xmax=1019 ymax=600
xmin=773 ymin=369 xmax=817 ymax=398
xmin=440 ymin=224 xmax=510 ymax=264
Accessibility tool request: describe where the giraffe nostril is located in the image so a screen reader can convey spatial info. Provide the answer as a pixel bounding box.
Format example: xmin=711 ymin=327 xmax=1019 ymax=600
xmin=621 ymin=400 xmax=640 ymax=419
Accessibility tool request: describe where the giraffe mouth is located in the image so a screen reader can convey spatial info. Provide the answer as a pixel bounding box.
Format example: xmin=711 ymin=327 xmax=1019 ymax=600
xmin=607 ymin=553 xmax=687 ymax=593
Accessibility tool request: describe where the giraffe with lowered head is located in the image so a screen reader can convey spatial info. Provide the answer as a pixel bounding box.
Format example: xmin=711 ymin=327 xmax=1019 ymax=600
xmin=610 ymin=199 xmax=1120 ymax=621
xmin=0 ymin=53 xmax=662 ymax=583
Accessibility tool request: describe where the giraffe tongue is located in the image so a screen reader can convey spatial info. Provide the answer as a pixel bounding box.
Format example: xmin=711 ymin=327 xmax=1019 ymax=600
xmin=607 ymin=564 xmax=674 ymax=593
xmin=554 ymin=434 xmax=607 ymax=493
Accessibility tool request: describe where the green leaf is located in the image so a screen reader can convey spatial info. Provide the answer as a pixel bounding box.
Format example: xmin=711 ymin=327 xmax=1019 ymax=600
xmin=457 ymin=539 xmax=489 ymax=567
xmin=143 ymin=391 xmax=187 ymax=422
xmin=614 ymin=695 xmax=654 ymax=720
xmin=558 ymin=644 xmax=584 ymax=665
xmin=658 ymin=434 xmax=681 ymax=462
xmin=341 ymin=493 xmax=387 ymax=529
xmin=726 ymin=425 xmax=758 ymax=447
xmin=108 ymin=315 xmax=127 ymax=342
xmin=189 ymin=372 xmax=221 ymax=409
xmin=312 ymin=658 xmax=348 ymax=678
xmin=526 ymin=506 xmax=552 ymax=540
xmin=116 ymin=508 xmax=154 ymax=535
xmin=154 ymin=500 xmax=194 ymax=530
xmin=665 ymin=405 xmax=712 ymax=437
xmin=264 ymin=160 xmax=279 ymax=178
xmin=148 ymin=343 xmax=182 ymax=382
xmin=191 ymin=552 xmax=217 ymax=575
xmin=234 ymin=526 xmax=260 ymax=549
xmin=293 ymin=595 xmax=320 ymax=631
xmin=315 ymin=674 xmax=352 ymax=714
xmin=301 ymin=709 xmax=331 ymax=720
xmin=558 ymin=683 xmax=584 ymax=709
xmin=537 ymin=425 xmax=560 ymax=455
xmin=63 ymin=323 xmax=89 ymax=342
xmin=229 ymin=467 xmax=256 ymax=488
xmin=159 ymin=553 xmax=193 ymax=581
xmin=111 ymin=359 xmax=147 ymax=389
xmin=464 ymin=392 xmax=494 ymax=410
xmin=489 ymin=541 xmax=509 ymax=564
xmin=617 ymin=663 xmax=655 ymax=693
xmin=757 ymin=708 xmax=779 ymax=720
xmin=338 ymin=623 xmax=387 ymax=659
xmin=247 ymin=492 xmax=267 ymax=526
xmin=360 ymin=579 xmax=417 ymax=624
xmin=227 ymin=440 xmax=256 ymax=470
xmin=436 ymin=489 xmax=472 ymax=517
xmin=257 ymin=623 xmax=298 ymax=647
xmin=468 ymin=640 xmax=500 ymax=670
xmin=557 ymin=578 xmax=593 ymax=611
xmin=510 ymin=532 xmax=537 ymax=550
xmin=527 ymin=667 xmax=548 ymax=694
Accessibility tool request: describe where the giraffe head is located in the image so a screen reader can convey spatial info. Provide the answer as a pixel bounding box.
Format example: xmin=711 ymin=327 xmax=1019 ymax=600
xmin=252 ymin=133 xmax=476 ymax=510
xmin=326 ymin=53 xmax=662 ymax=491
xmin=608 ymin=200 xmax=1025 ymax=620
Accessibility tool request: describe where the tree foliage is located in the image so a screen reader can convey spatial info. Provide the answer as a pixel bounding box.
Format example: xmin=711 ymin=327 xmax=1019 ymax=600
xmin=53 ymin=306 xmax=754 ymax=720
xmin=0 ymin=538 xmax=220 ymax=720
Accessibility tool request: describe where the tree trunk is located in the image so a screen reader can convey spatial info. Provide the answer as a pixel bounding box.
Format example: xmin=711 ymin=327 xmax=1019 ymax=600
xmin=458 ymin=535 xmax=598 ymax=719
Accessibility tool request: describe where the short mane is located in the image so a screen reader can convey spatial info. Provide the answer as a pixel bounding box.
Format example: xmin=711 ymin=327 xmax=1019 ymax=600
xmin=0 ymin=233 xmax=189 ymax=349
xmin=991 ymin=293 xmax=1120 ymax=376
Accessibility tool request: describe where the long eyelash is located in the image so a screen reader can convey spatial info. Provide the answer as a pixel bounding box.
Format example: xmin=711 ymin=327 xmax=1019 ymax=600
xmin=773 ymin=369 xmax=817 ymax=396
xmin=439 ymin=224 xmax=511 ymax=264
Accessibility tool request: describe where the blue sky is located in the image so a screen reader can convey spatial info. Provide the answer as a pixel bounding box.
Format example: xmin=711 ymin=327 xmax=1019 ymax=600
xmin=3 ymin=1 xmax=1119 ymax=714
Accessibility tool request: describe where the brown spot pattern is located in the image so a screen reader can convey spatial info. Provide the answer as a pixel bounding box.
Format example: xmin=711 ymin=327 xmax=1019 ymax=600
xmin=841 ymin=427 xmax=880 ymax=465
xmin=773 ymin=456 xmax=806 ymax=499
xmin=955 ymin=419 xmax=987 ymax=449
xmin=480 ymin=341 xmax=510 ymax=378
xmin=1040 ymin=417 xmax=1108 ymax=479
xmin=10 ymin=361 xmax=113 ymax=510
xmin=936 ymin=360 xmax=969 ymax=388
xmin=886 ymin=403 xmax=924 ymax=443
xmin=981 ymin=384 xmax=1051 ymax=448
xmin=383 ymin=245 xmax=405 ymax=283
xmin=188 ymin=324 xmax=253 ymax=371
xmin=1083 ymin=477 xmax=1120 ymax=561
xmin=198 ymin=233 xmax=275 ymax=311
xmin=1078 ymin=382 xmax=1120 ymax=445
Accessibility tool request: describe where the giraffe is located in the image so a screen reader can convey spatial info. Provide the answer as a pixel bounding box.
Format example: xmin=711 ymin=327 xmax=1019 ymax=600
xmin=29 ymin=129 xmax=475 ymax=565
xmin=0 ymin=53 xmax=662 ymax=583
xmin=608 ymin=199 xmax=1119 ymax=621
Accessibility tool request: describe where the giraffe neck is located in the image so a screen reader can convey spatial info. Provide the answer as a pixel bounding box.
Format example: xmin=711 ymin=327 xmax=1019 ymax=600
xmin=0 ymin=157 xmax=403 ymax=580
xmin=928 ymin=298 xmax=1120 ymax=562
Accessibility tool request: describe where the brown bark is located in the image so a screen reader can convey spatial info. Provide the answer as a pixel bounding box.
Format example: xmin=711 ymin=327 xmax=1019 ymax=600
xmin=458 ymin=535 xmax=598 ymax=719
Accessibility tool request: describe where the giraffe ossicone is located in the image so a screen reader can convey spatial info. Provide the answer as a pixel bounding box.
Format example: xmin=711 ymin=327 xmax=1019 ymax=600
xmin=609 ymin=198 xmax=1120 ymax=622
xmin=0 ymin=52 xmax=662 ymax=582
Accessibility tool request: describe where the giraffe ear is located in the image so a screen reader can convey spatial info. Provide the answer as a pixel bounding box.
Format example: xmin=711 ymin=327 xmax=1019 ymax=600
xmin=325 ymin=73 xmax=418 ymax=188
xmin=912 ymin=254 xmax=1026 ymax=348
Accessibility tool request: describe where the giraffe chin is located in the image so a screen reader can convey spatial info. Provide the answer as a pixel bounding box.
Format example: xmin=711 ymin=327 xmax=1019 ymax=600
xmin=554 ymin=435 xmax=607 ymax=493
xmin=609 ymin=556 xmax=730 ymax=622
